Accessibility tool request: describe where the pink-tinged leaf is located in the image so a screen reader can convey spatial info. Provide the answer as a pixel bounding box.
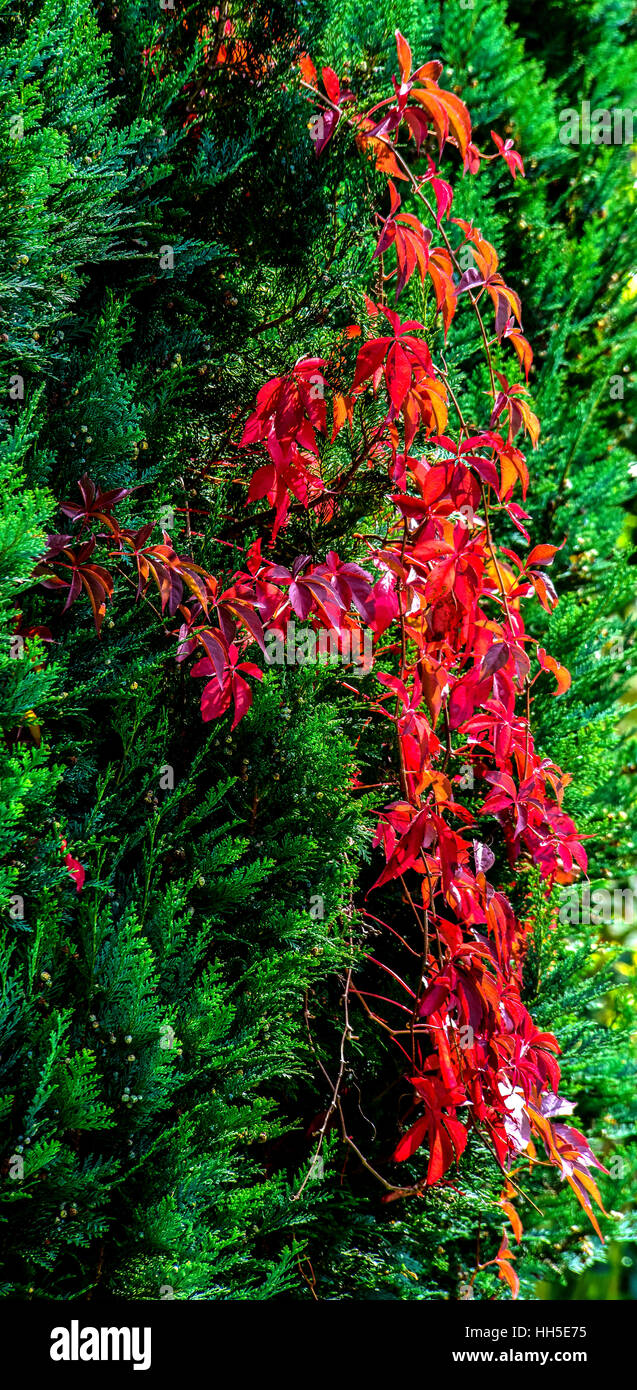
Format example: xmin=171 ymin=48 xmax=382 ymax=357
xmin=456 ymin=266 xmax=485 ymax=296
xmin=465 ymin=452 xmax=500 ymax=491
xmin=553 ymin=1123 xmax=609 ymax=1174
xmin=429 ymin=173 xmax=453 ymax=226
xmin=247 ymin=463 xmax=276 ymax=502
xmin=491 ymin=130 xmax=525 ymax=181
xmin=503 ymin=502 xmax=532 ymax=542
xmin=480 ymin=642 xmax=510 ymax=679
xmin=365 ymin=576 xmax=399 ymax=636
xmin=198 ymin=629 xmax=229 ymax=686
xmin=230 ymin=673 xmax=253 ymax=728
xmin=221 ymin=597 xmax=266 ymax=653
xmin=463 ymin=141 xmax=482 ymax=175
xmin=199 ymin=676 xmax=231 ymax=722
xmin=529 ymin=570 xmax=558 ymax=613
xmin=312 ymin=107 xmax=339 ymax=156
xmin=376 ymin=671 xmax=410 ymax=706
xmin=289 ymin=580 xmax=313 ymax=619
xmin=473 ymin=839 xmax=496 ymax=874
xmin=374 ymin=219 xmax=398 ymax=260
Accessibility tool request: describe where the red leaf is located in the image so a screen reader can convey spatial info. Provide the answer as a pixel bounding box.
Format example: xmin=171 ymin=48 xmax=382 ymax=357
xmin=491 ymin=130 xmax=525 ymax=181
xmin=63 ymin=850 xmax=85 ymax=893
xmin=526 ymin=542 xmax=563 ymax=567
xmin=321 ymin=66 xmax=340 ymax=104
xmin=537 ymin=646 xmax=571 ymax=696
xmin=385 ymin=341 xmax=412 ymax=409
xmin=352 ymin=337 xmax=391 ymax=391
xmin=394 ymin=1115 xmax=429 ymax=1161
xmin=395 ymin=29 xmax=412 ymax=84
xmin=299 ymin=52 xmax=317 ymax=86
